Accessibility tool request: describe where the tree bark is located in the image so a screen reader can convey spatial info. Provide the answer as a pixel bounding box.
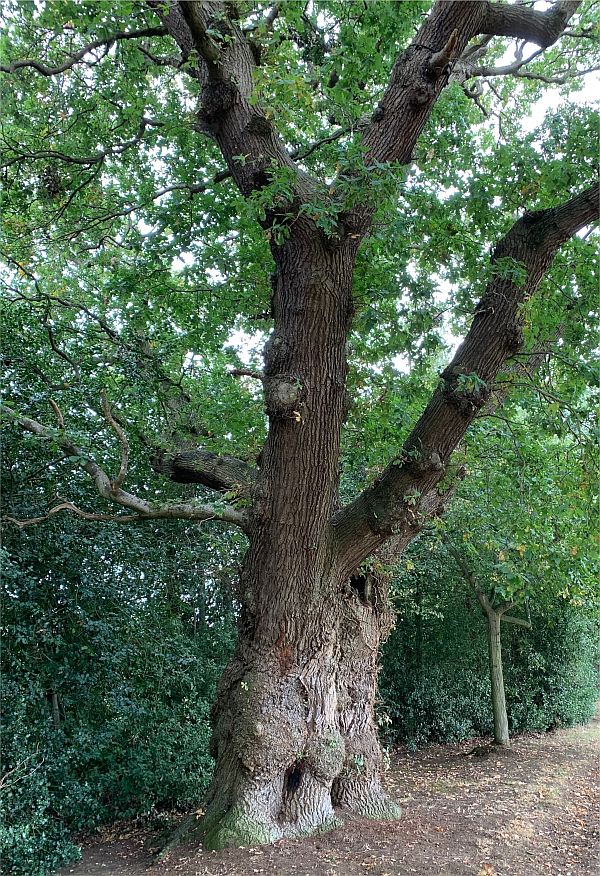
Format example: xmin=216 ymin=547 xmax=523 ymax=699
xmin=201 ymin=565 xmax=400 ymax=847
xmin=196 ymin=230 xmax=400 ymax=847
xmin=332 ymin=572 xmax=399 ymax=819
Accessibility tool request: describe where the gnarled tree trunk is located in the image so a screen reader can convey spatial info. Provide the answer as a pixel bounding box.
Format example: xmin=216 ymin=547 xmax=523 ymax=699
xmin=198 ymin=234 xmax=401 ymax=847
xmin=202 ymin=563 xmax=399 ymax=848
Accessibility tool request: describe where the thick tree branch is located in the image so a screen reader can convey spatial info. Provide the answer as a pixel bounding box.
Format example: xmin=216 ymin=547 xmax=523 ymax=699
xmin=1 ymin=405 xmax=247 ymax=529
xmin=333 ymin=183 xmax=599 ymax=574
xmin=368 ymin=470 xmax=466 ymax=571
xmin=230 ymin=367 xmax=264 ymax=381
xmin=179 ymin=1 xmax=223 ymax=67
xmin=151 ymin=0 xmax=315 ymax=202
xmin=346 ymin=0 xmax=580 ymax=237
xmin=480 ymin=1 xmax=580 ymax=48
xmin=151 ymin=448 xmax=257 ymax=494
xmin=0 ymin=27 xmax=168 ymax=76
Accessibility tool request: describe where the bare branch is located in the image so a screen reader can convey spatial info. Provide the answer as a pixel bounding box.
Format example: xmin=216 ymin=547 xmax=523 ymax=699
xmin=2 ymin=117 xmax=162 ymax=169
xmin=504 ymin=63 xmax=600 ymax=84
xmin=501 ymin=614 xmax=532 ymax=628
xmin=469 ymin=46 xmax=600 ymax=83
xmin=48 ymin=399 xmax=65 ymax=430
xmin=230 ymin=367 xmax=264 ymax=381
xmin=5 ymin=502 xmax=144 ymax=528
xmin=0 ymin=27 xmax=168 ymax=76
xmin=0 ymin=751 xmax=45 ymax=791
xmin=469 ymin=46 xmax=545 ymax=78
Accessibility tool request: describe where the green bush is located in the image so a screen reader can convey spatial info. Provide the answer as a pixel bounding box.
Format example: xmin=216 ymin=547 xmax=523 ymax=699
xmin=1 ymin=689 xmax=80 ymax=875
xmin=1 ymin=519 xmax=236 ymax=876
xmin=380 ymin=572 xmax=599 ymax=747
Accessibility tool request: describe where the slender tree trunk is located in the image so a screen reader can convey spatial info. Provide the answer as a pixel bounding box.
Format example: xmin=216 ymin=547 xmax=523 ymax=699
xmin=46 ymin=689 xmax=61 ymax=729
xmin=486 ymin=610 xmax=510 ymax=746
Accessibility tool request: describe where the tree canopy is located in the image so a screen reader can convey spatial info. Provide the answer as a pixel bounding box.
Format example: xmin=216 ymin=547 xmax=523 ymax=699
xmin=2 ymin=1 xmax=598 ymax=530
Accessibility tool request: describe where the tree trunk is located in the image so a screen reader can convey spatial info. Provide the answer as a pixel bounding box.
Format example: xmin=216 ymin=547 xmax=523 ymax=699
xmin=486 ymin=610 xmax=510 ymax=746
xmin=196 ymin=233 xmax=399 ymax=848
xmin=201 ymin=564 xmax=399 ymax=849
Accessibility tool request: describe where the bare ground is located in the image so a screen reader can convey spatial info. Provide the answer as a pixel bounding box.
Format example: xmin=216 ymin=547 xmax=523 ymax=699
xmin=58 ymin=713 xmax=600 ymax=876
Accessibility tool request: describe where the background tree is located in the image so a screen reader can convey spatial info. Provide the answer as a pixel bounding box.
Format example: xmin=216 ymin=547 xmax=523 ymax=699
xmin=382 ymin=364 xmax=599 ymax=748
xmin=440 ymin=431 xmax=597 ymax=747
xmin=1 ymin=0 xmax=598 ymax=851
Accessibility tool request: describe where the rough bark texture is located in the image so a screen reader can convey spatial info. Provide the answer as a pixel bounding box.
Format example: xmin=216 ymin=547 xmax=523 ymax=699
xmin=332 ymin=573 xmax=399 ymax=819
xmin=151 ymin=448 xmax=256 ymax=494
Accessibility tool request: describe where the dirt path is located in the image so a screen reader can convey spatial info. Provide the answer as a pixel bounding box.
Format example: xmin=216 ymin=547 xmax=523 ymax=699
xmin=58 ymin=715 xmax=600 ymax=876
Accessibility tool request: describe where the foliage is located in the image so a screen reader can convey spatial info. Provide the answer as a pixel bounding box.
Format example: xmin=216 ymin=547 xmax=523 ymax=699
xmin=1 ymin=455 xmax=238 ymax=873
xmin=380 ymin=547 xmax=599 ymax=747
xmin=380 ymin=397 xmax=599 ymax=746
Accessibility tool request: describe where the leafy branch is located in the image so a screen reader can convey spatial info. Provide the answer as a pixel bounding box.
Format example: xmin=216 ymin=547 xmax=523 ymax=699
xmin=0 ymin=26 xmax=168 ymax=76
xmin=1 ymin=404 xmax=248 ymax=530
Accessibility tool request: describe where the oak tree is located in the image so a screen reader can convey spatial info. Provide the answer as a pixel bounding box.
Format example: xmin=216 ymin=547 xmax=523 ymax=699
xmin=1 ymin=0 xmax=598 ymax=849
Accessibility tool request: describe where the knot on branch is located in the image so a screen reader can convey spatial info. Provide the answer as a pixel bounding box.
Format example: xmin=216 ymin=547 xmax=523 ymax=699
xmin=245 ymin=114 xmax=273 ymax=137
xmin=409 ymin=83 xmax=434 ymax=107
xmin=197 ymin=80 xmax=237 ymax=132
xmin=504 ymin=321 xmax=525 ymax=354
xmin=263 ymin=331 xmax=289 ymax=373
xmin=441 ymin=367 xmax=491 ymax=417
xmin=414 ymin=449 xmax=445 ymax=474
